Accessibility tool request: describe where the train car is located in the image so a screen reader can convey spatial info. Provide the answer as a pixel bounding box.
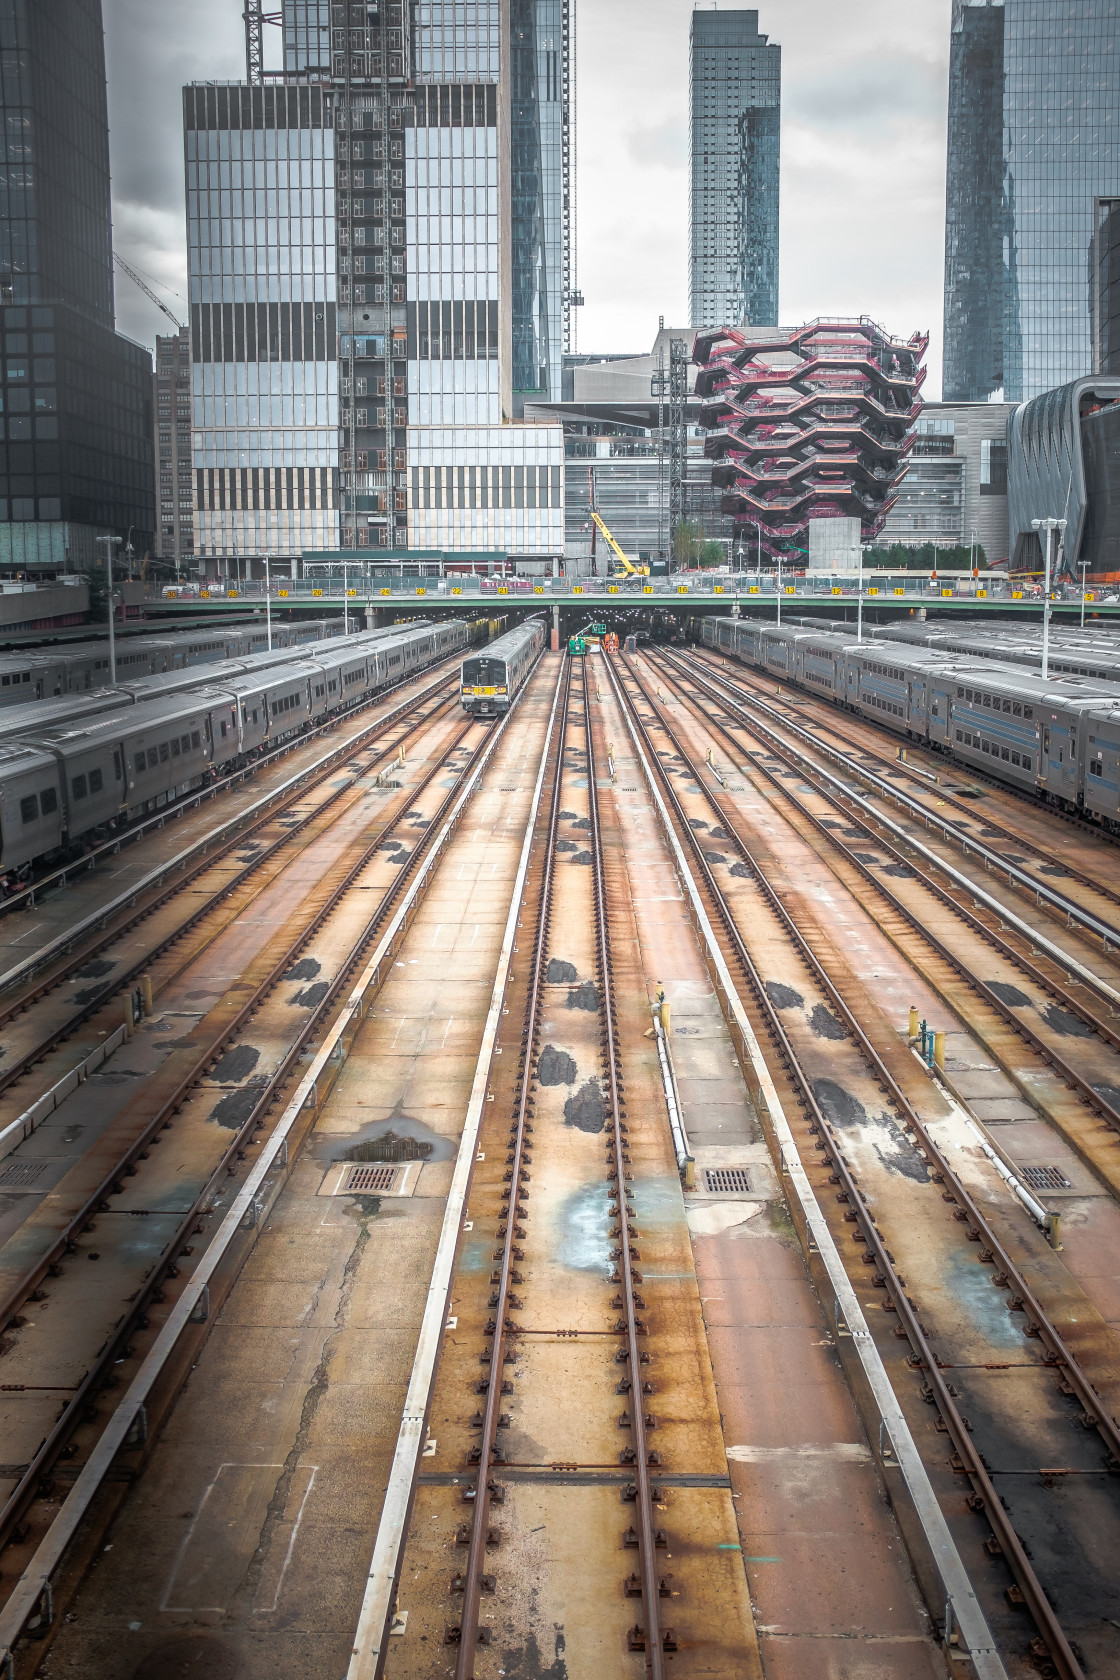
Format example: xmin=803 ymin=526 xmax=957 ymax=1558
xmin=460 ymin=618 xmax=545 ymax=716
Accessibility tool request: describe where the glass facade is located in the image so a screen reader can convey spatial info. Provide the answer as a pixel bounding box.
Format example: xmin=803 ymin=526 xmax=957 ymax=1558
xmin=185 ymin=83 xmax=338 ymax=560
xmin=944 ymin=0 xmax=1120 ymax=405
xmin=154 ymin=329 xmax=194 ymax=569
xmin=0 ymin=0 xmax=153 ymax=563
xmin=689 ymin=8 xmax=780 ymax=332
xmin=1007 ymin=376 xmax=1120 ymax=569
xmin=510 ymin=0 xmax=566 ymax=406
xmin=1094 ymin=198 xmax=1120 ymax=376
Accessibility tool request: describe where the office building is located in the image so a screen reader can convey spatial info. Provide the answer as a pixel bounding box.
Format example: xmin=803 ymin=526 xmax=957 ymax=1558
xmin=0 ymin=0 xmax=154 ymax=571
xmin=689 ymin=8 xmax=780 ymax=332
xmin=1095 ymin=198 xmax=1120 ymax=376
xmin=187 ymin=0 xmax=567 ymax=573
xmin=694 ymin=318 xmax=925 ymax=561
xmin=153 ymin=330 xmax=195 ymax=572
xmin=877 ymin=402 xmax=1014 ymax=563
xmin=1007 ymin=377 xmax=1120 ymax=574
xmin=943 ymin=0 xmax=1120 ymax=405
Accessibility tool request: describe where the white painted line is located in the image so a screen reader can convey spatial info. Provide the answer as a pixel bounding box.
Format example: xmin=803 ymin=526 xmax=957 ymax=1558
xmin=606 ymin=656 xmax=1007 ymax=1680
xmin=345 ymin=659 xmax=566 ymax=1680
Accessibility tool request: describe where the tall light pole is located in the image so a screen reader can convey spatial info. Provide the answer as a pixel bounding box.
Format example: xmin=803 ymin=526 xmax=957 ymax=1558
xmin=1031 ymin=516 xmax=1066 ymax=682
xmin=1080 ymin=559 xmax=1090 ymax=629
xmin=775 ymin=548 xmax=782 ymax=628
xmin=344 ymin=560 xmax=349 ymax=635
xmin=96 ymin=534 xmax=122 ymax=683
xmin=856 ymin=540 xmax=864 ymax=641
xmin=265 ymin=553 xmax=272 ymax=651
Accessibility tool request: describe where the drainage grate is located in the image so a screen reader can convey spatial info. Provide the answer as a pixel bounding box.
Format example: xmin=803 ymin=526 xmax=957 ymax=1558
xmin=704 ymin=1166 xmax=751 ymax=1195
xmin=0 ymin=1160 xmax=51 ymax=1192
xmin=343 ymin=1164 xmax=398 ymax=1194
xmin=1019 ymin=1165 xmax=1071 ymax=1191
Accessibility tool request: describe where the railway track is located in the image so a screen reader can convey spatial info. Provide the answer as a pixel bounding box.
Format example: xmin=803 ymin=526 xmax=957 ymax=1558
xmin=607 ymin=649 xmax=1120 ymax=1680
xmin=0 ymin=670 xmax=462 ymax=1139
xmin=652 ymin=649 xmax=1120 ymax=1177
xmin=0 ymin=663 xmax=543 ymax=1658
xmin=689 ymin=646 xmax=1120 ymax=917
xmin=681 ymin=647 xmax=1120 ymax=955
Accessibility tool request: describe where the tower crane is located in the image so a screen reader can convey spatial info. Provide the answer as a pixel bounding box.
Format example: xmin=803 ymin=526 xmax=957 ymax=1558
xmin=113 ymin=254 xmax=185 ymax=332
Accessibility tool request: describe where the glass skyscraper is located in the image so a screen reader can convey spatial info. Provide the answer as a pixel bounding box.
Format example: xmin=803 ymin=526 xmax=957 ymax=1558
xmin=186 ymin=0 xmax=566 ymax=568
xmin=943 ymin=0 xmax=1120 ymax=404
xmin=689 ymin=8 xmax=780 ymax=332
xmin=0 ymin=0 xmax=153 ymax=569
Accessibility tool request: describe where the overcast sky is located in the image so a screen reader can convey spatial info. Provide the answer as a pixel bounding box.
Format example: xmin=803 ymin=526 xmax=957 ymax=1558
xmin=104 ymin=0 xmax=953 ymax=394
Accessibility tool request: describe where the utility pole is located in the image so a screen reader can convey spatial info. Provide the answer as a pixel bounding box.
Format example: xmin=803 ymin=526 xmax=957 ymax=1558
xmin=1080 ymin=559 xmax=1089 ymax=629
xmin=265 ymin=553 xmax=272 ymax=651
xmin=97 ymin=534 xmax=122 ymax=683
xmin=1032 ymin=516 xmax=1066 ymax=682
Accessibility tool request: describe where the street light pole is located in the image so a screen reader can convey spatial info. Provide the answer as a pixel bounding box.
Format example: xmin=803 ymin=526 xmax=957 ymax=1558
xmin=1031 ymin=516 xmax=1066 ymax=682
xmin=96 ymin=534 xmax=123 ymax=683
xmin=776 ymin=548 xmax=782 ymax=628
xmin=1080 ymin=560 xmax=1089 ymax=629
xmin=265 ymin=553 xmax=272 ymax=651
xmin=344 ymin=560 xmax=349 ymax=635
xmin=856 ymin=541 xmax=864 ymax=641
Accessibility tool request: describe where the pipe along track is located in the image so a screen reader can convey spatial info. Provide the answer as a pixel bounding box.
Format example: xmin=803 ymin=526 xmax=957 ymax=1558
xmin=611 ymin=650 xmax=1112 ymax=1680
xmin=450 ymin=654 xmax=669 ymax=1676
xmin=0 ymin=673 xmax=461 ymax=1115
xmin=0 ymin=681 xmax=531 ymax=1632
xmin=659 ymin=649 xmax=1120 ymax=1144
xmin=675 ymin=648 xmax=1120 ymax=957
xmin=688 ymin=646 xmax=1120 ymax=924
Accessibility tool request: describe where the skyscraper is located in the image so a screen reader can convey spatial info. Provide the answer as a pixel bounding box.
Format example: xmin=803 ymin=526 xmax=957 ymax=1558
xmin=188 ymin=0 xmax=568 ymax=570
xmin=943 ymin=0 xmax=1120 ymax=404
xmin=689 ymin=8 xmax=780 ymax=333
xmin=0 ymin=0 xmax=154 ymax=569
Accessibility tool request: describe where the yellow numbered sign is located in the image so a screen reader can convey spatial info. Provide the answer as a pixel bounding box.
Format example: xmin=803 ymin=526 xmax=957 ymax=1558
xmin=749 ymin=585 xmax=759 ymax=594
xmin=942 ymin=588 xmax=952 ymax=597
xmin=573 ymin=585 xmax=583 ymax=594
xmin=714 ymin=585 xmax=724 ymax=594
xmin=608 ymin=585 xmax=618 ymax=594
xmin=497 ymin=587 xmax=508 ymax=595
xmin=534 ymin=586 xmax=543 ymax=594
xmin=677 ymin=585 xmax=687 ymax=594
xmin=416 ymin=587 xmax=427 ymax=595
xmin=867 ymin=587 xmax=878 ymax=596
xmin=831 ymin=586 xmax=841 ymax=595
xmin=452 ymin=586 xmax=462 ymax=595
xmin=643 ymin=586 xmax=652 ymax=594
xmin=785 ymin=586 xmax=795 ymax=595
xmin=1012 ymin=590 xmax=1023 ymax=599
xmin=346 ymin=588 xmax=357 ymax=597
xmin=380 ymin=588 xmax=391 ymax=596
xmin=228 ymin=589 xmax=238 ymax=598
xmin=893 ymin=588 xmax=904 ymax=596
xmin=200 ymin=589 xmax=210 ymax=598
xmin=312 ymin=587 xmax=323 ymax=597
xmin=977 ymin=588 xmax=987 ymax=598
xmin=278 ymin=588 xmax=289 ymax=598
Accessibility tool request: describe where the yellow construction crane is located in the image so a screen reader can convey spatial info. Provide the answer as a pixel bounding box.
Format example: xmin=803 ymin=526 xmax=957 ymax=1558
xmin=590 ymin=508 xmax=649 ymax=576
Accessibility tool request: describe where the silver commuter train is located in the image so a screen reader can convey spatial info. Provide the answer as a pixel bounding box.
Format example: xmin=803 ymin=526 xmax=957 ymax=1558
xmin=460 ymin=617 xmax=546 ymax=716
xmin=701 ymin=616 xmax=1120 ymax=832
xmin=0 ymin=618 xmax=469 ymax=883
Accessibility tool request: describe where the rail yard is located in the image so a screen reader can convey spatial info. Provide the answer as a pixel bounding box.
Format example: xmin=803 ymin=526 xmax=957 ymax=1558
xmin=0 ymin=620 xmax=1119 ymax=1680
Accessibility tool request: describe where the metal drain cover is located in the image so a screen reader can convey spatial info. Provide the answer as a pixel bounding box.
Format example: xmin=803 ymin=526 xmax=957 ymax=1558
xmin=317 ymin=1160 xmax=422 ymax=1198
xmin=704 ymin=1166 xmax=751 ymax=1195
xmin=1019 ymin=1165 xmax=1071 ymax=1191
xmin=0 ymin=1160 xmax=52 ymax=1193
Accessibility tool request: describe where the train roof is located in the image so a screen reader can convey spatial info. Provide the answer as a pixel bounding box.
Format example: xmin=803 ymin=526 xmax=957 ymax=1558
xmin=465 ymin=618 xmax=544 ymax=660
xmin=24 ymin=688 xmax=238 ymax=750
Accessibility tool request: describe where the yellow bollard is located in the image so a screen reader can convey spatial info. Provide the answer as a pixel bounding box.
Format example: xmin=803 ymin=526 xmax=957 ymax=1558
xmin=908 ymin=1005 xmax=919 ymax=1041
xmin=140 ymin=974 xmax=154 ymax=1017
xmin=682 ymin=1156 xmax=696 ymax=1191
xmin=933 ymin=1030 xmax=945 ymax=1070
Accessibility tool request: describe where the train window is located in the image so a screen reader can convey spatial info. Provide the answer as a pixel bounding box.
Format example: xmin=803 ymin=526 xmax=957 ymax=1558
xmin=1024 ymin=707 xmax=1033 ymax=720
xmin=134 ymin=752 xmax=145 ymax=774
xmin=19 ymin=793 xmax=38 ymax=823
xmin=160 ymin=743 xmax=170 ymax=762
xmin=219 ymin=721 xmax=227 ymax=739
xmin=171 ymin=738 xmax=181 ymax=757
xmin=191 ymin=730 xmax=201 ymax=748
xmin=147 ymin=748 xmax=159 ymax=769
xmin=1002 ymin=700 xmax=1011 ymax=713
xmin=955 ymin=729 xmax=962 ymax=742
xmin=1023 ymin=756 xmax=1032 ymax=771
xmin=72 ymin=773 xmax=88 ymax=799
xmin=89 ymin=768 xmax=103 ymax=794
xmin=1001 ymin=746 xmax=1010 ymax=760
xmin=40 ymin=786 xmax=57 ymax=814
xmin=181 ymin=735 xmax=190 ymax=753
xmin=1013 ymin=703 xmax=1022 ymax=717
xmin=1090 ymin=759 xmax=1103 ymax=777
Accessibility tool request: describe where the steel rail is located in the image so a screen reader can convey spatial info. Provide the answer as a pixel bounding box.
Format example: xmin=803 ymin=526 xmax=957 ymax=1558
xmin=603 ymin=651 xmax=1008 ymax=1680
xmin=0 ymin=665 xmax=459 ymax=1002
xmin=584 ymin=668 xmax=667 ymax=1673
xmin=679 ymin=648 xmax=1120 ymax=953
xmin=0 ymin=656 xmax=540 ymax=1673
xmin=642 ymin=652 xmax=1120 ymax=1470
xmin=0 ymin=713 xmax=486 ymax=1568
xmin=0 ymin=686 xmax=458 ymax=1117
xmin=656 ymin=651 xmax=1120 ymax=1137
xmin=452 ymin=659 xmax=571 ymax=1677
xmin=614 ymin=654 xmax=1094 ymax=1680
xmin=692 ymin=647 xmax=1120 ymax=917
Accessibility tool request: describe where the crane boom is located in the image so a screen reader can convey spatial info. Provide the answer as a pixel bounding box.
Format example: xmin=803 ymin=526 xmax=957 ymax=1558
xmin=114 ymin=255 xmax=185 ymax=332
xmin=589 ymin=509 xmax=648 ymax=576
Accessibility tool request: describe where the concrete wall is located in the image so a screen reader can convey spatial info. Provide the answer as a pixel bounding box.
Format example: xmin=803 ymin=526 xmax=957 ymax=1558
xmin=0 ymin=578 xmax=89 ymax=629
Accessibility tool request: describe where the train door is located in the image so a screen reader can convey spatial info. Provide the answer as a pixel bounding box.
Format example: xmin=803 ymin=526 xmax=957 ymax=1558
xmin=1040 ymin=712 xmax=1078 ymax=800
